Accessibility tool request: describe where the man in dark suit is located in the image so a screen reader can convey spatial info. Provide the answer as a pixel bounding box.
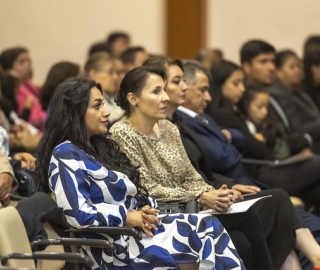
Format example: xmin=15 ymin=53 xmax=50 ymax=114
xmin=175 ymin=60 xmax=261 ymax=188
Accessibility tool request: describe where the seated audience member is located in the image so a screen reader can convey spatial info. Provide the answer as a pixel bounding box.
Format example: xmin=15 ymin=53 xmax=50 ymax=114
xmin=1 ymin=74 xmax=33 ymax=122
xmin=34 ymin=77 xmax=245 ymax=270
xmin=0 ymin=67 xmax=41 ymax=153
xmin=121 ymin=46 xmax=149 ymax=72
xmin=205 ymin=59 xmax=320 ymax=205
xmin=40 ymin=61 xmax=80 ymax=112
xmin=0 ymin=47 xmax=46 ymax=130
xmin=268 ymin=50 xmax=320 ymax=152
xmin=240 ymin=39 xmax=276 ymax=86
xmin=85 ymin=52 xmax=124 ymax=125
xmin=105 ymin=31 xmax=130 ymax=57
xmin=175 ymin=61 xmax=251 ymax=185
xmin=0 ymin=125 xmax=36 ymax=205
xmin=195 ymin=48 xmax=224 ymax=69
xmin=88 ymin=42 xmax=110 ymax=56
xmin=110 ymin=64 xmax=320 ymax=270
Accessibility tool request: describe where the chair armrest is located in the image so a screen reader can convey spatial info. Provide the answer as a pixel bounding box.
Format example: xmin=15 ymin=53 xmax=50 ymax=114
xmin=1 ymin=252 xmax=93 ymax=267
xmin=31 ymin=238 xmax=115 ymax=251
xmin=241 ymin=158 xmax=276 ymax=166
xmin=242 ymin=154 xmax=314 ymax=167
xmin=66 ymin=226 xmax=141 ymax=240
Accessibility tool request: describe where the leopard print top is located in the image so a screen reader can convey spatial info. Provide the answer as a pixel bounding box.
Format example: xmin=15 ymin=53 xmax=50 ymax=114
xmin=110 ymin=118 xmax=213 ymax=202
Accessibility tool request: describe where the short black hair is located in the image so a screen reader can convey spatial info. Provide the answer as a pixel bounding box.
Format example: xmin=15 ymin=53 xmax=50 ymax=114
xmin=240 ymin=40 xmax=275 ymax=64
xmin=121 ymin=46 xmax=145 ymax=64
xmin=106 ymin=32 xmax=130 ymax=45
xmin=88 ymin=42 xmax=110 ymax=56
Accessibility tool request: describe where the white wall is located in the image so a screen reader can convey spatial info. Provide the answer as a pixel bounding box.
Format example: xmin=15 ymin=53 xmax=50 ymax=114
xmin=207 ymin=0 xmax=320 ymax=63
xmin=0 ymin=0 xmax=165 ymax=84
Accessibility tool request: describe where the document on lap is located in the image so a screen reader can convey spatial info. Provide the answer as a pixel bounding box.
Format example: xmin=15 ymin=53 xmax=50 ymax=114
xmin=199 ymin=195 xmax=272 ymax=215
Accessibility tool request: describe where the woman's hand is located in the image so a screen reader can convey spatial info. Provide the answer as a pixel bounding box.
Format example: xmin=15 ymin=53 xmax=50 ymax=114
xmin=232 ymin=184 xmax=260 ymax=194
xmin=15 ymin=123 xmax=41 ymax=152
xmin=141 ymin=205 xmax=161 ymax=231
xmin=13 ymin=152 xmax=36 ymax=170
xmin=200 ymin=184 xmax=233 ymax=212
xmin=126 ymin=206 xmax=161 ymax=237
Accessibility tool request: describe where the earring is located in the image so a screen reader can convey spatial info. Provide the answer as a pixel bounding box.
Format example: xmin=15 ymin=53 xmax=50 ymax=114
xmin=135 ymin=103 xmax=138 ymax=107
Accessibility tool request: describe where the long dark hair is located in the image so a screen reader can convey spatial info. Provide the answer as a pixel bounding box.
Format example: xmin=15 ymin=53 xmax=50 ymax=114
xmin=0 ymin=74 xmax=19 ymax=111
xmin=303 ymin=47 xmax=320 ymax=87
xmin=209 ymin=60 xmax=241 ymax=108
xmin=0 ymin=47 xmax=28 ymax=70
xmin=34 ymin=77 xmax=148 ymax=202
xmin=40 ymin=61 xmax=80 ymax=110
xmin=115 ymin=65 xmax=167 ymax=116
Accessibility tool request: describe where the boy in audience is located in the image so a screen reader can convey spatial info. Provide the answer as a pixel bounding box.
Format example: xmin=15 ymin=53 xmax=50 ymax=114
xmin=240 ymin=39 xmax=276 ymax=86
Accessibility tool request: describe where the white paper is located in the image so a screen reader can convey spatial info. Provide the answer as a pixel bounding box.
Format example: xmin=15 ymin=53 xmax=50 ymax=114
xmin=199 ymin=195 xmax=272 ymax=215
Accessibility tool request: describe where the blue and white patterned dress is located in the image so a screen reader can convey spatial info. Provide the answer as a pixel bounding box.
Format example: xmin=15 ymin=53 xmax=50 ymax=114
xmin=49 ymin=141 xmax=245 ymax=270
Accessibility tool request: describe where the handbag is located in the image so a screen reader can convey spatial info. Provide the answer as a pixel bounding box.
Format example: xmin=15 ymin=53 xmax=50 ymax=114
xmin=14 ymin=168 xmax=36 ymax=197
xmin=157 ymin=201 xmax=199 ymax=214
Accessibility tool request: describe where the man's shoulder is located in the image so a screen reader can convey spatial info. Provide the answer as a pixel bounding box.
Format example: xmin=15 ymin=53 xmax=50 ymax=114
xmin=268 ymin=81 xmax=292 ymax=98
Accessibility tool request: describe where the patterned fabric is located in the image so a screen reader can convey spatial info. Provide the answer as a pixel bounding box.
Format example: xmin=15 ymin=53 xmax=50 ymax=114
xmin=0 ymin=125 xmax=9 ymax=156
xmin=49 ymin=141 xmax=245 ymax=270
xmin=110 ymin=119 xmax=213 ymax=202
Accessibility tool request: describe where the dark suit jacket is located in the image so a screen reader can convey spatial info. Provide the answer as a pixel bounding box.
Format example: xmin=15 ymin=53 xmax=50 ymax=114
xmin=175 ymin=110 xmax=257 ymax=185
xmin=171 ymin=114 xmax=236 ymax=189
xmin=269 ymin=81 xmax=320 ymax=140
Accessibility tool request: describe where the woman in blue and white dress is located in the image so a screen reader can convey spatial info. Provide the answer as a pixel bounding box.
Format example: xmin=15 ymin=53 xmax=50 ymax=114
xmin=34 ymin=77 xmax=245 ymax=270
